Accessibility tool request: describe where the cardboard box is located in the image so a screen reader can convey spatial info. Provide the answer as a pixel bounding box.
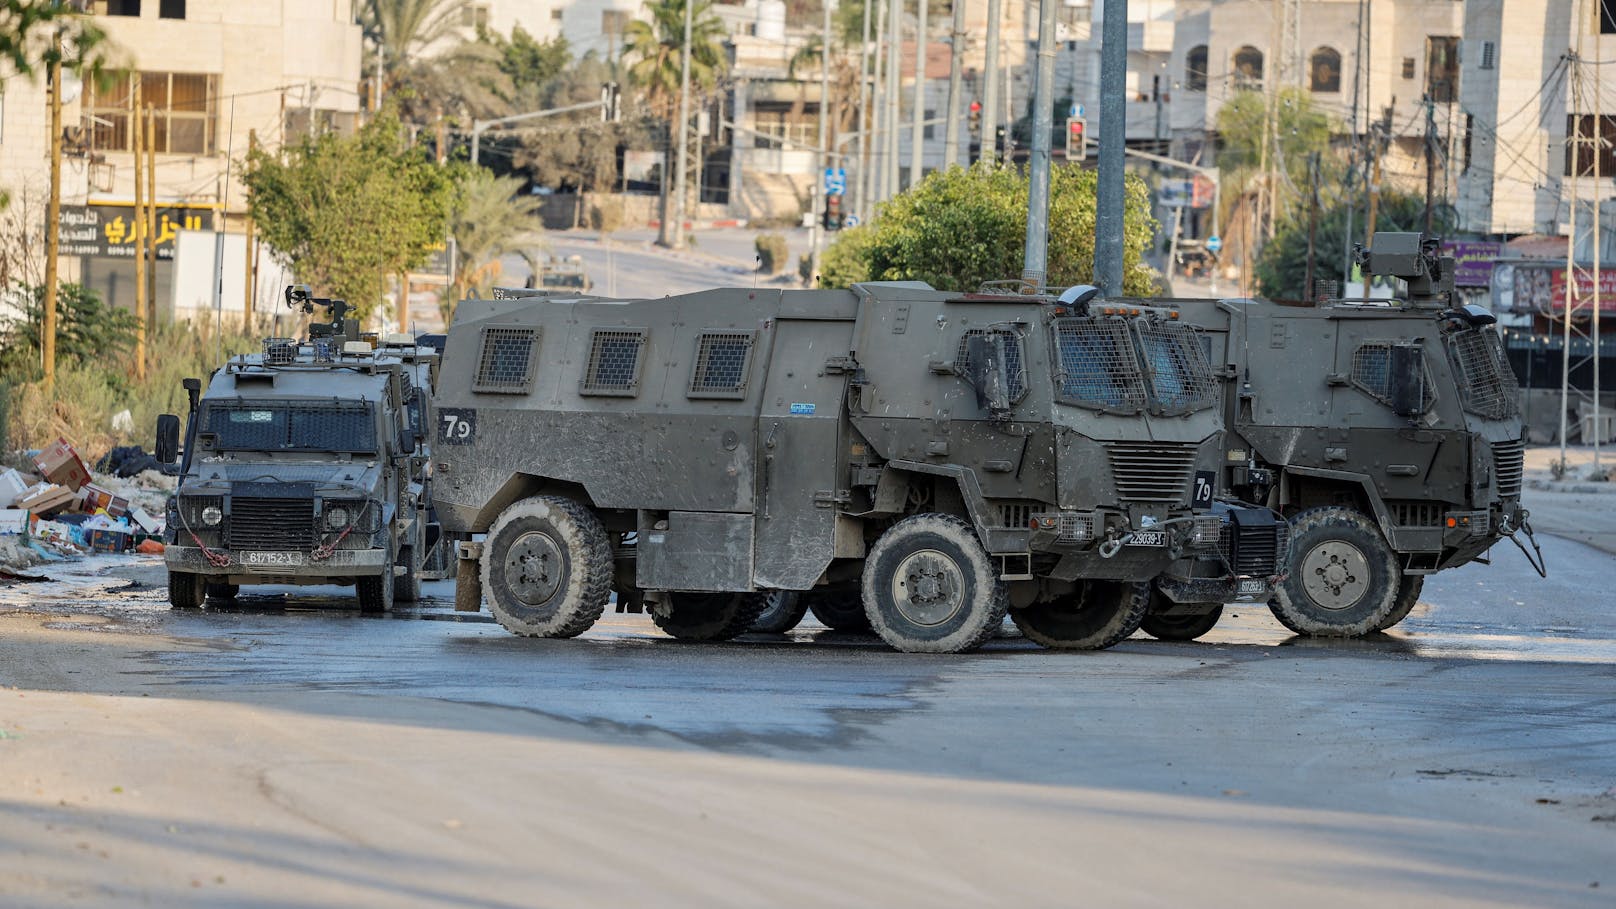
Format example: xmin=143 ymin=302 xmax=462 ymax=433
xmin=0 ymin=468 xmax=30 ymax=508
xmin=16 ymin=483 xmax=76 ymax=517
xmin=88 ymin=527 xmax=132 ymax=553
xmin=128 ymin=506 xmax=161 ymax=534
xmin=80 ymin=484 xmax=131 ymax=518
xmin=32 ymin=439 xmax=91 ymax=492
xmin=0 ymin=508 xmax=28 ymax=534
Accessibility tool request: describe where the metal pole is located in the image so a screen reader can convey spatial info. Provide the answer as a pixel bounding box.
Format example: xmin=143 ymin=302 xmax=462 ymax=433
xmin=1094 ymin=0 xmax=1127 ymax=293
xmin=1022 ymin=0 xmax=1058 ymax=291
xmin=856 ymin=0 xmax=873 ymax=217
xmin=133 ymin=76 xmax=147 ymax=381
xmin=908 ymin=0 xmax=928 ymax=187
xmin=471 ymin=120 xmax=481 ymax=167
xmin=811 ymin=0 xmax=832 ymax=281
xmin=865 ymin=0 xmax=885 ymax=215
xmin=942 ymin=0 xmax=965 ymax=169
xmin=982 ymin=0 xmax=1001 ymax=164
xmin=42 ymin=45 xmax=62 ymax=386
xmin=673 ymin=0 xmax=695 ymax=248
xmin=1422 ymin=94 xmax=1435 ymax=234
xmin=1305 ymin=151 xmax=1319 ymax=302
xmin=884 ymin=0 xmax=901 ymax=196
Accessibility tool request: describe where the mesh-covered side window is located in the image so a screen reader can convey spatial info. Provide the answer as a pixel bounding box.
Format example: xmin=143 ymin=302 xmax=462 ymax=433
xmin=1350 ymin=342 xmax=1435 ymax=412
xmin=1051 ymin=318 xmax=1148 ymax=410
xmin=473 ymin=326 xmax=539 ymax=393
xmin=1447 ymin=329 xmax=1519 ymax=420
xmin=688 ymin=331 xmax=755 ymax=398
xmin=953 ymin=328 xmax=1028 ymax=402
xmin=581 ymin=328 xmax=647 ymax=396
xmin=201 ymin=402 xmax=377 ymax=452
xmin=1134 ymin=321 xmax=1218 ymax=412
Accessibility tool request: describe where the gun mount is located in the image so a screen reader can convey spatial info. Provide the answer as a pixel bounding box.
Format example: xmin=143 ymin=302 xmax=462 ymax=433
xmin=1351 ymin=232 xmax=1455 ymax=309
xmin=285 ymin=284 xmax=358 ymax=342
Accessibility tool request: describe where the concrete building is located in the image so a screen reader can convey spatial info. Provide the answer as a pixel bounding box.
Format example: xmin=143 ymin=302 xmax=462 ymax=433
xmin=0 ymin=0 xmax=361 ymax=322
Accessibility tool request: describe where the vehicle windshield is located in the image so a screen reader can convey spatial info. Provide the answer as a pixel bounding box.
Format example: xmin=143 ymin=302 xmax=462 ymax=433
xmin=1134 ymin=321 xmax=1219 ymax=412
xmin=1446 ymin=327 xmax=1520 ymax=420
xmin=201 ymin=401 xmax=378 ymax=453
xmin=1051 ymin=317 xmax=1217 ymax=414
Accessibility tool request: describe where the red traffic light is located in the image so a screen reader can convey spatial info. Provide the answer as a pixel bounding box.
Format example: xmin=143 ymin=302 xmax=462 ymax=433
xmin=1069 ymin=120 xmax=1085 ymax=136
xmin=969 ymin=100 xmax=981 ymax=113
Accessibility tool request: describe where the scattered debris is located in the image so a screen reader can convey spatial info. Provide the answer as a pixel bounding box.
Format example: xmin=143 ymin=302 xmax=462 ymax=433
xmin=33 ymin=439 xmax=92 ymax=492
xmin=0 ymin=569 xmax=52 ymax=583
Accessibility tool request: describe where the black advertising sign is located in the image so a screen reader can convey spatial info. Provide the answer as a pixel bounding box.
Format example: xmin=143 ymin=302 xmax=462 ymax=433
xmin=57 ymin=203 xmax=215 ymax=260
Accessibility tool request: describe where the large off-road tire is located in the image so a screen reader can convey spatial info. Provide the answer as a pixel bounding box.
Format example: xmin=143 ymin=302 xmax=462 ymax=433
xmin=1140 ymin=606 xmax=1224 ymax=642
xmin=356 ymin=573 xmax=394 ymax=613
xmin=652 ymin=592 xmax=769 ymax=642
xmin=861 ymin=514 xmax=1008 ymax=653
xmin=204 ymin=583 xmax=239 ymax=601
xmin=806 ymin=590 xmax=872 ymax=632
xmin=168 ymin=571 xmax=205 ymax=609
xmin=1011 ymin=580 xmax=1150 ymax=650
xmin=1269 ymin=506 xmax=1399 ymax=637
xmin=394 ymin=545 xmax=422 ymax=603
xmin=1374 ymin=575 xmax=1425 ymax=632
xmin=482 ymin=496 xmax=612 ymax=638
xmin=749 ymin=590 xmax=809 ymax=634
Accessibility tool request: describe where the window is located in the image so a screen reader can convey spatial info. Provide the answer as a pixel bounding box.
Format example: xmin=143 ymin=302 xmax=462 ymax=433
xmin=86 ymin=71 xmax=218 ymax=155
xmin=551 ymin=7 xmax=563 ymax=20
xmin=159 ymin=0 xmax=184 ymax=18
xmin=472 ymin=326 xmax=539 ymax=393
xmin=1051 ymin=319 xmax=1148 ymax=411
xmin=95 ymin=0 xmax=140 ymax=15
xmin=581 ymin=328 xmax=647 ymax=395
xmin=1462 ymin=113 xmax=1473 ymax=173
xmin=461 ymin=3 xmax=489 ymax=29
xmin=1601 ymin=0 xmax=1616 ymax=34
xmin=1185 ymin=45 xmax=1208 ymax=91
xmin=954 ymin=328 xmax=1028 ymax=402
xmin=1479 ymin=40 xmax=1495 ymax=70
xmin=1426 ymin=36 xmax=1459 ymax=102
xmin=689 ymin=331 xmax=755 ymax=398
xmin=1350 ymin=343 xmax=1434 ymax=413
xmin=1401 ymin=57 xmax=1416 ymax=80
xmin=1232 ymin=46 xmax=1264 ymax=88
xmin=201 ymin=402 xmax=378 ymax=453
xmin=923 ymin=109 xmax=935 ymax=140
xmin=602 ymin=9 xmax=631 ymax=35
xmin=1565 ymin=115 xmax=1616 ymax=177
xmin=1309 ymin=46 xmax=1341 ymax=93
xmin=1134 ymin=322 xmax=1218 ymax=413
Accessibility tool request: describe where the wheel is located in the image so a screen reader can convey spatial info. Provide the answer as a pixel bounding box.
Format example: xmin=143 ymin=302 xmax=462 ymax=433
xmin=806 ymin=591 xmax=871 ymax=632
xmin=394 ymin=545 xmax=422 ymax=603
xmin=860 ymin=513 xmax=1008 ymax=653
xmin=168 ymin=571 xmax=205 ymax=609
xmin=1374 ymin=575 xmax=1425 ymax=632
xmin=1140 ymin=606 xmax=1224 ymax=641
xmin=1010 ymin=579 xmax=1150 ymax=650
xmin=652 ymin=592 xmax=768 ymax=642
xmin=204 ymin=583 xmax=239 ymax=601
xmin=481 ymin=495 xmax=612 ymax=637
xmin=356 ymin=573 xmax=393 ymax=613
xmin=1269 ymin=506 xmax=1399 ymax=637
xmin=749 ymin=590 xmax=809 ymax=633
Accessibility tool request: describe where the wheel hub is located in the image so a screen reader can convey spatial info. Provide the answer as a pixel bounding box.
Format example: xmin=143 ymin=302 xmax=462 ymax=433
xmin=890 ymin=549 xmax=966 ymax=627
xmin=506 ymin=531 xmax=564 ymax=605
xmin=1300 ymin=540 xmax=1369 ymax=611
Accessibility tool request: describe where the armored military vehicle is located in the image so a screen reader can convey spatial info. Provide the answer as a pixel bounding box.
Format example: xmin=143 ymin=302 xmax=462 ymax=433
xmin=1177 ymin=232 xmax=1536 ymax=638
xmin=154 ymin=286 xmax=439 ymax=612
xmin=430 ymin=281 xmax=1290 ymax=653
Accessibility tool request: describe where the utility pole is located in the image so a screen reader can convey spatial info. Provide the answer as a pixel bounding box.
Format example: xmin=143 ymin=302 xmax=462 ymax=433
xmin=941 ymin=0 xmax=965 ymax=169
xmin=1422 ymin=93 xmax=1436 ymax=234
xmin=244 ymin=129 xmax=258 ymax=328
xmin=1365 ymin=130 xmax=1381 ymax=244
xmin=133 ymin=77 xmax=148 ymax=381
xmin=981 ymin=0 xmax=1001 ymax=165
xmin=864 ymin=0 xmax=885 ymax=215
xmin=145 ymin=106 xmax=157 ymax=327
xmin=810 ymin=0 xmax=832 ymax=283
xmin=1021 ymin=0 xmax=1058 ymax=292
xmin=907 ymin=0 xmax=928 ymax=188
xmin=1305 ymin=151 xmax=1319 ymax=302
xmin=42 ymin=40 xmax=63 ymax=386
xmin=670 ymin=0 xmax=695 ymax=248
xmin=1094 ymin=0 xmax=1127 ymax=293
xmin=856 ymin=0 xmax=873 ymax=218
xmin=883 ymin=0 xmax=901 ymax=197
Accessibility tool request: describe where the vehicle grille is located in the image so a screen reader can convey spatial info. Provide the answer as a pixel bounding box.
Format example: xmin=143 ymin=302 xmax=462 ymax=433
xmin=1390 ymin=501 xmax=1443 ymax=527
xmin=1219 ymin=519 xmax=1288 ymax=576
xmin=225 ymin=497 xmax=316 ymax=550
xmin=1105 ymin=443 xmax=1198 ymax=502
xmin=1493 ymin=439 xmax=1525 ymax=498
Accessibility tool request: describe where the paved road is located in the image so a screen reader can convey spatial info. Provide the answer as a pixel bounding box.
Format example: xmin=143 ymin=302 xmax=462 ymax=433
xmin=1 ymin=514 xmax=1613 ymax=907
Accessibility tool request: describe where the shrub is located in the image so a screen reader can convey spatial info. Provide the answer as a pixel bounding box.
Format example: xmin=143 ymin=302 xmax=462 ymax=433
xmin=755 ymin=233 xmax=789 ymax=275
xmin=590 ymin=196 xmax=625 ymax=235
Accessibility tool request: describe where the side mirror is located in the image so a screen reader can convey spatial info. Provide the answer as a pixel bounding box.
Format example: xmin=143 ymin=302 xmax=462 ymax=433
xmin=1388 ymin=345 xmax=1425 ymax=416
xmin=966 ymin=334 xmax=1012 ymax=420
xmin=155 ymin=414 xmax=181 ymax=464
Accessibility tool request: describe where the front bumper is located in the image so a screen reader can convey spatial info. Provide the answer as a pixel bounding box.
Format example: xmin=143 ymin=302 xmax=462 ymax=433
xmin=164 ymin=544 xmax=389 ymax=580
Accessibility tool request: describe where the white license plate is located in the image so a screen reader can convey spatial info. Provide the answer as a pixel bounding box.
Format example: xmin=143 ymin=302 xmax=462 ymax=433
xmin=1237 ymin=579 xmax=1268 ymax=596
xmin=1127 ymin=531 xmax=1167 ymax=547
xmin=241 ymin=551 xmax=304 ymax=568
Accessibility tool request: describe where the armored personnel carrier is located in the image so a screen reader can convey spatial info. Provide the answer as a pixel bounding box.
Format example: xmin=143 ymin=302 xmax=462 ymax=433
xmin=154 ymin=286 xmax=439 ymax=612
xmin=1178 ymin=232 xmax=1537 ymax=638
xmin=430 ymin=282 xmax=1289 ymax=653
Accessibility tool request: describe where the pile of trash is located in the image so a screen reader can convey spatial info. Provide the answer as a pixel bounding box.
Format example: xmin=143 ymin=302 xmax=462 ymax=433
xmin=1 ymin=437 xmax=170 ymax=570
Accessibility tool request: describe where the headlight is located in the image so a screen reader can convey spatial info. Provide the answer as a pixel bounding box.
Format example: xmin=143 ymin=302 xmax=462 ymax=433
xmin=326 ymin=506 xmax=351 ymax=529
xmin=201 ymin=505 xmax=223 ymax=526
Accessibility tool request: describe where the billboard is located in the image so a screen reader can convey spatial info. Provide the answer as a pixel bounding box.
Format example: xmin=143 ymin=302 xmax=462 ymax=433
xmin=1442 ymin=240 xmax=1502 ymax=288
xmin=57 ymin=203 xmax=215 ymax=260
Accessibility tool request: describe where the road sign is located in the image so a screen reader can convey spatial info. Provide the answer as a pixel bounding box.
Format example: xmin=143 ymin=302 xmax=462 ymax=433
xmin=824 ymin=167 xmax=846 ymax=195
xmin=1158 ymin=180 xmax=1194 ymax=208
xmin=1206 ymin=235 xmax=1223 ymax=254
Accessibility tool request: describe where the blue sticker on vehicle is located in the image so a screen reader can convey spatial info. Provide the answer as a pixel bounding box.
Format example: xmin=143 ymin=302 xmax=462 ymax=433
xmin=790 ymin=402 xmax=815 ymax=415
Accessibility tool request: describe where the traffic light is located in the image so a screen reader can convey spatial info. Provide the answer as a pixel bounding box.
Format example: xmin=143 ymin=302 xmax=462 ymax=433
xmin=994 ymin=125 xmax=1007 ymax=156
xmin=968 ymin=100 xmax=981 ymax=135
xmin=1065 ymin=117 xmax=1086 ymax=160
xmin=600 ymin=82 xmax=621 ymax=122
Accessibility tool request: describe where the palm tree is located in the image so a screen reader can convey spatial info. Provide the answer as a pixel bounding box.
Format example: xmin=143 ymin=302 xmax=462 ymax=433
xmin=623 ymin=0 xmax=727 ymax=245
xmin=360 ymin=0 xmax=511 ymax=147
xmin=446 ymin=170 xmax=545 ymax=312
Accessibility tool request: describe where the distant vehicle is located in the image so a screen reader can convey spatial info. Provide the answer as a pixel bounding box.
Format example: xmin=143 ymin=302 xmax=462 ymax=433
xmin=430 ymin=282 xmax=1289 ymax=654
xmin=153 ymin=286 xmax=440 ymax=612
xmin=527 ymin=256 xmax=592 ymax=293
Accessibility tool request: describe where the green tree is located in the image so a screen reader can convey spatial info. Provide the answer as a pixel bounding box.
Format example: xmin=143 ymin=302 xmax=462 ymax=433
xmin=0 ymin=0 xmax=117 ymax=80
xmin=1214 ymin=87 xmax=1338 ymax=231
xmin=820 ymin=162 xmax=1160 ymax=295
xmin=1254 ymin=188 xmax=1451 ymax=301
xmin=0 ymin=282 xmax=136 ymax=382
xmin=361 ymin=0 xmax=511 ymax=136
xmin=446 ymin=169 xmax=545 ymax=304
xmin=244 ymin=110 xmax=455 ymax=323
xmin=484 ymin=24 xmax=571 ymax=95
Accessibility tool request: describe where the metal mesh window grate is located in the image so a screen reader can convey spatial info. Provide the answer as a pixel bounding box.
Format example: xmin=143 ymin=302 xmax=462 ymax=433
xmin=954 ymin=328 xmax=1029 ymax=402
xmin=1446 ymin=330 xmax=1518 ymax=419
xmin=201 ymin=402 xmax=377 ymax=452
xmin=473 ymin=327 xmax=539 ymax=393
xmin=1051 ymin=318 xmax=1148 ymax=410
xmin=1134 ymin=321 xmax=1218 ymax=412
xmin=581 ymin=328 xmax=646 ymax=395
xmin=1350 ymin=343 xmax=1435 ymax=412
xmin=689 ymin=331 xmax=754 ymax=397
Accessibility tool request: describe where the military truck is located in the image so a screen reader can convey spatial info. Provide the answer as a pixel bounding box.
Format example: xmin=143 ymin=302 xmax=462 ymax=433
xmin=154 ymin=287 xmax=439 ymax=612
xmin=430 ymin=282 xmax=1290 ymax=653
xmin=1177 ymin=232 xmax=1536 ymax=638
